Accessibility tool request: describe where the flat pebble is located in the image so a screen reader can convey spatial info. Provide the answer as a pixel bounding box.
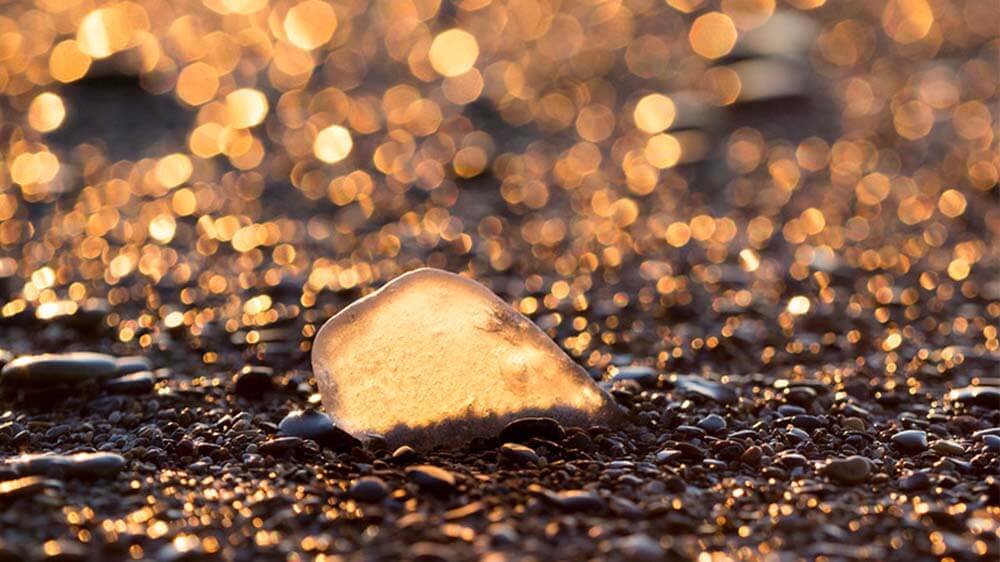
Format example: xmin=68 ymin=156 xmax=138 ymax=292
xmin=349 ymin=477 xmax=388 ymax=502
xmin=823 ymin=456 xmax=871 ymax=485
xmin=500 ymin=443 xmax=540 ymax=465
xmin=278 ymin=410 xmax=359 ymax=451
xmin=891 ymin=430 xmax=928 ymax=455
xmin=102 ymin=371 xmax=155 ymax=394
xmin=498 ymin=417 xmax=565 ymax=443
xmin=406 ymin=465 xmax=456 ymax=494
xmin=0 ymin=352 xmax=119 ymax=388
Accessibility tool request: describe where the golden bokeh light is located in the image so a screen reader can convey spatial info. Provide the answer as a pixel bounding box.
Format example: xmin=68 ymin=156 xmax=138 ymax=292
xmin=49 ymin=40 xmax=91 ymax=83
xmin=177 ymin=63 xmax=220 ymax=106
xmin=226 ymin=89 xmax=269 ymax=128
xmin=689 ymin=12 xmax=738 ymax=59
xmin=313 ymin=125 xmax=353 ymax=163
xmin=283 ymin=0 xmax=338 ymax=51
xmin=27 ymin=93 xmax=66 ymax=133
xmin=429 ymin=29 xmax=480 ymax=78
xmin=633 ymin=94 xmax=676 ymax=134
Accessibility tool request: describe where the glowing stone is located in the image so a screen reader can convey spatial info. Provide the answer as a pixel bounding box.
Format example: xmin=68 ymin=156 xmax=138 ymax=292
xmin=311 ymin=268 xmax=620 ymax=448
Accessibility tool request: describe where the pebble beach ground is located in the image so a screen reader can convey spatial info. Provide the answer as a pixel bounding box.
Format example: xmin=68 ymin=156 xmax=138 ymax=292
xmin=0 ymin=0 xmax=998 ymax=560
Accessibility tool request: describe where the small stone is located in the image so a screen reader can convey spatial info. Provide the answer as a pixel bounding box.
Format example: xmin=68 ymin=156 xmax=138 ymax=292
xmin=615 ymin=534 xmax=665 ymax=562
xmin=69 ymin=452 xmax=126 ymax=478
xmin=674 ymin=375 xmax=737 ymax=404
xmin=278 ymin=410 xmax=360 ymax=451
xmin=101 ymin=371 xmax=155 ymax=394
xmin=498 ymin=417 xmax=565 ymax=444
xmin=899 ymin=471 xmax=932 ymax=491
xmin=115 ymin=356 xmax=153 ymax=376
xmin=611 ymin=366 xmax=659 ymax=388
xmin=552 ymin=490 xmax=604 ymax=512
xmin=842 ymin=417 xmax=866 ymax=432
xmin=947 ymin=386 xmax=1000 ymax=410
xmin=406 ymin=465 xmax=456 ymax=494
xmin=391 ymin=445 xmax=419 ymax=465
xmin=232 ymin=366 xmax=275 ymax=399
xmin=349 ymin=476 xmax=388 ymax=502
xmin=696 ymin=414 xmax=727 ymax=433
xmin=932 ymin=439 xmax=964 ymax=456
xmin=823 ymin=456 xmax=871 ymax=485
xmin=259 ymin=437 xmax=302 ymax=456
xmin=984 ymin=435 xmax=1000 ymax=453
xmin=499 ymin=443 xmax=540 ymax=465
xmin=741 ymin=445 xmax=763 ymax=466
xmin=891 ymin=430 xmax=928 ymax=455
xmin=0 ymin=352 xmax=119 ymax=388
xmin=785 ymin=386 xmax=817 ymax=407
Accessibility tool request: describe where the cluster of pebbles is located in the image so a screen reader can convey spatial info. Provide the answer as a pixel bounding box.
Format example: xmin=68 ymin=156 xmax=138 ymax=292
xmin=0 ymin=334 xmax=995 ymax=560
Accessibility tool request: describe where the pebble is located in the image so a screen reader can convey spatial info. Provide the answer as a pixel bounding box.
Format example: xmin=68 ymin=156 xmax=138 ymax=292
xmin=932 ymin=439 xmax=964 ymax=456
xmin=278 ymin=410 xmax=360 ymax=451
xmin=696 ymin=414 xmax=727 ymax=433
xmin=232 ymin=366 xmax=275 ymax=399
xmin=947 ymin=386 xmax=999 ymax=410
xmin=259 ymin=437 xmax=302 ymax=456
xmin=674 ymin=375 xmax=737 ymax=404
xmin=891 ymin=430 xmax=928 ymax=455
xmin=391 ymin=445 xmax=419 ymax=465
xmin=499 ymin=443 xmax=540 ymax=465
xmin=842 ymin=417 xmax=867 ymax=432
xmin=615 ymin=534 xmax=665 ymax=562
xmin=611 ymin=366 xmax=659 ymax=388
xmin=899 ymin=471 xmax=932 ymax=491
xmin=498 ymin=417 xmax=565 ymax=443
xmin=983 ymin=435 xmax=1000 ymax=453
xmin=785 ymin=386 xmax=817 ymax=407
xmin=8 ymin=452 xmax=125 ymax=479
xmin=406 ymin=465 xmax=457 ymax=494
xmin=115 ymin=356 xmax=153 ymax=376
xmin=349 ymin=477 xmax=388 ymax=502
xmin=0 ymin=352 xmax=119 ymax=388
xmin=823 ymin=456 xmax=871 ymax=485
xmin=101 ymin=371 xmax=155 ymax=394
xmin=552 ymin=490 xmax=604 ymax=512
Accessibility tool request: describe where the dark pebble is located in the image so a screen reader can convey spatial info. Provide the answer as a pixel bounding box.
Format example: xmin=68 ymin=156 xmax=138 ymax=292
xmin=350 ymin=476 xmax=388 ymax=502
xmin=983 ymin=435 xmax=1000 ymax=453
xmin=696 ymin=414 xmax=727 ymax=433
xmin=115 ymin=356 xmax=153 ymax=376
xmin=674 ymin=375 xmax=737 ymax=404
xmin=947 ymin=386 xmax=1000 ymax=410
xmin=615 ymin=534 xmax=664 ymax=562
xmin=101 ymin=371 xmax=155 ymax=394
xmin=891 ymin=430 xmax=928 ymax=454
xmin=498 ymin=417 xmax=565 ymax=444
xmin=259 ymin=436 xmax=302 ymax=456
xmin=391 ymin=445 xmax=419 ymax=465
xmin=278 ymin=410 xmax=359 ymax=451
xmin=232 ymin=365 xmax=275 ymax=399
xmin=552 ymin=490 xmax=604 ymax=512
xmin=823 ymin=456 xmax=872 ymax=485
xmin=899 ymin=471 xmax=932 ymax=491
xmin=0 ymin=352 xmax=119 ymax=388
xmin=611 ymin=366 xmax=659 ymax=388
xmin=500 ymin=443 xmax=540 ymax=465
xmin=406 ymin=465 xmax=457 ymax=494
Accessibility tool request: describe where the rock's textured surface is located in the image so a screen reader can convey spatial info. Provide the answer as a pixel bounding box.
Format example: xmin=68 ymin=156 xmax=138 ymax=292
xmin=311 ymin=268 xmax=619 ymax=448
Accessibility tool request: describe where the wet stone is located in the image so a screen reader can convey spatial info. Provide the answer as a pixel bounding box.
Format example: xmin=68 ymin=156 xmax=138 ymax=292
xmin=947 ymin=386 xmax=1000 ymax=410
xmin=390 ymin=445 xmax=419 ymax=465
xmin=115 ymin=356 xmax=153 ymax=376
xmin=101 ymin=371 xmax=154 ymax=394
xmin=498 ymin=417 xmax=565 ymax=444
xmin=349 ymin=476 xmax=388 ymax=502
xmin=611 ymin=366 xmax=659 ymax=388
xmin=259 ymin=437 xmax=302 ymax=456
xmin=899 ymin=471 xmax=932 ymax=491
xmin=499 ymin=443 xmax=540 ymax=465
xmin=983 ymin=435 xmax=1000 ymax=453
xmin=278 ymin=410 xmax=360 ymax=451
xmin=674 ymin=375 xmax=737 ymax=404
xmin=892 ymin=430 xmax=928 ymax=455
xmin=232 ymin=366 xmax=275 ymax=399
xmin=823 ymin=456 xmax=872 ymax=485
xmin=552 ymin=490 xmax=604 ymax=512
xmin=8 ymin=452 xmax=125 ymax=479
xmin=0 ymin=352 xmax=119 ymax=389
xmin=932 ymin=440 xmax=964 ymax=456
xmin=615 ymin=534 xmax=665 ymax=562
xmin=406 ymin=465 xmax=456 ymax=494
xmin=696 ymin=414 xmax=727 ymax=433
